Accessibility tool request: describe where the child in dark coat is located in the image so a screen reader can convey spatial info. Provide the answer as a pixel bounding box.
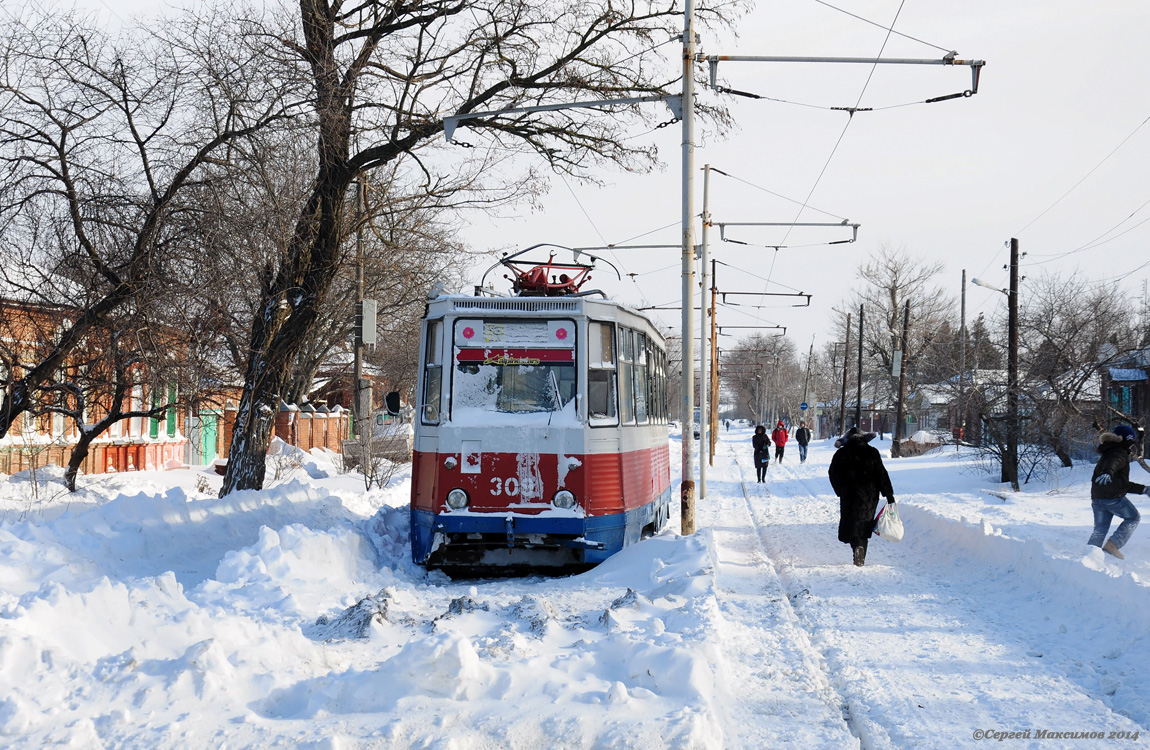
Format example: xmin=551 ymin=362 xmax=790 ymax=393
xmin=828 ymin=427 xmax=894 ymax=566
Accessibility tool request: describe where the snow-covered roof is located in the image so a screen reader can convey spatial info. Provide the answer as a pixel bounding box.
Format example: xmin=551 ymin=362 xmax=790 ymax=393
xmin=1109 ymin=367 xmax=1147 ymax=382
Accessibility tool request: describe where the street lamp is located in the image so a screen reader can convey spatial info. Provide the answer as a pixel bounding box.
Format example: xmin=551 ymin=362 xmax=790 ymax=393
xmin=970 ymin=277 xmax=1006 ymax=294
xmin=970 ymin=239 xmax=1020 ymax=491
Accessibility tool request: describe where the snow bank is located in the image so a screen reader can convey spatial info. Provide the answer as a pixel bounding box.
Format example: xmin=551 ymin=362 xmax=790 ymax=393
xmin=900 ymin=503 xmax=1150 ymax=633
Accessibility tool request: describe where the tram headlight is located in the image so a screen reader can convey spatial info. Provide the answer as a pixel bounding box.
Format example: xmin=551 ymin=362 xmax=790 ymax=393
xmin=552 ymin=489 xmax=577 ymax=510
xmin=446 ymin=488 xmax=469 ymax=510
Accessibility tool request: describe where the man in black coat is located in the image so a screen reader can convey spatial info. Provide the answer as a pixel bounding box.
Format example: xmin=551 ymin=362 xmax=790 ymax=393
xmin=1089 ymin=425 xmax=1146 ymax=559
xmin=795 ymin=420 xmax=812 ymax=463
xmin=828 ymin=427 xmax=895 ymax=566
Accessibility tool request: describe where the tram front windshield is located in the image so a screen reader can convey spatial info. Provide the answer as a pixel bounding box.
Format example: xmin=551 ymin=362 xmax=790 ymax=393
xmin=454 ymin=362 xmax=576 ymax=414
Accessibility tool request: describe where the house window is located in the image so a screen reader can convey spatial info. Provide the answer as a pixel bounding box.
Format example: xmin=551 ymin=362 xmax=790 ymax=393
xmin=166 ymin=385 xmax=177 ymax=437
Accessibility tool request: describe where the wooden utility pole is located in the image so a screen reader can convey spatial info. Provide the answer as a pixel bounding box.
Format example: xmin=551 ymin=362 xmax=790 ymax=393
xmin=959 ymin=269 xmax=966 ymax=451
xmin=839 ymin=313 xmax=851 ymax=435
xmin=892 ymin=299 xmax=911 ymax=457
xmin=353 ymin=180 xmax=366 ymax=439
xmin=1005 ymin=239 xmax=1020 ymax=490
xmin=855 ymin=304 xmax=864 ymax=429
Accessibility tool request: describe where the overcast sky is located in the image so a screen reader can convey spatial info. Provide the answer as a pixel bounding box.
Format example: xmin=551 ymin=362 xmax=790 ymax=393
xmin=58 ymin=0 xmax=1150 ymax=359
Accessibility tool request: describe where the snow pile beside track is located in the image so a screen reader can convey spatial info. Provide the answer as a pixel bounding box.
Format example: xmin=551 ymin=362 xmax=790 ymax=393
xmin=899 ymin=503 xmax=1150 ymax=632
xmin=0 ymin=461 xmax=733 ymax=748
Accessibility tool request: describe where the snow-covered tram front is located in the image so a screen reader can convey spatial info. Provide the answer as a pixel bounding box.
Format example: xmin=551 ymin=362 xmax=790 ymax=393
xmin=410 ymin=255 xmax=672 ymax=572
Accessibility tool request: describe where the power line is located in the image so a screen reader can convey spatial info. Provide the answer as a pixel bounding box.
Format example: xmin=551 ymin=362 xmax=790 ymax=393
xmin=1015 ymin=113 xmax=1150 ymax=236
xmin=714 ymin=260 xmax=804 ymax=293
xmin=777 ymin=0 xmax=908 ymax=250
xmin=738 ymin=1 xmax=908 ymax=334
xmin=1025 ymin=196 xmax=1150 ymax=266
xmin=809 ymin=0 xmax=952 ymax=54
xmin=711 ymin=170 xmax=848 ymax=221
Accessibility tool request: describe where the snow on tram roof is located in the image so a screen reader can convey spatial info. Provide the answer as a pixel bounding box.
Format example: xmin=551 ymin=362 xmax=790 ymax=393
xmin=427 ymin=293 xmax=664 ymax=343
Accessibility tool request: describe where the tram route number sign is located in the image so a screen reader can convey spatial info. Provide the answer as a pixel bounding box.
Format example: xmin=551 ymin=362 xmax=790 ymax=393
xmin=800 ymin=402 xmax=808 ymax=411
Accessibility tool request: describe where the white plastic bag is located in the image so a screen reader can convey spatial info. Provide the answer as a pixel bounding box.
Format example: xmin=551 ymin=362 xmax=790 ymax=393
xmin=874 ymin=502 xmax=904 ymax=542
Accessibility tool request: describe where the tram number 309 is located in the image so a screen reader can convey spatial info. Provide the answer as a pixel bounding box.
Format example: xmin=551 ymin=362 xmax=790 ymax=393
xmin=490 ymin=477 xmax=521 ymax=496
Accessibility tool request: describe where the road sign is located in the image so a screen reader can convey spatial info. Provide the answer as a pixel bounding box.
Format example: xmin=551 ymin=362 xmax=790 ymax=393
xmin=800 ymin=402 xmax=808 ymax=411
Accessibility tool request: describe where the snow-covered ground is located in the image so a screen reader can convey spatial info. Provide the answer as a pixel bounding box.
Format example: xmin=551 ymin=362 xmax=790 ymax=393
xmin=1 ymin=428 xmax=1147 ymax=748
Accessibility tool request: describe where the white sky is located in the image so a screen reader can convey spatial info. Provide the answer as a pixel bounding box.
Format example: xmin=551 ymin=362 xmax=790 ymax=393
xmin=55 ymin=0 xmax=1150 ymax=357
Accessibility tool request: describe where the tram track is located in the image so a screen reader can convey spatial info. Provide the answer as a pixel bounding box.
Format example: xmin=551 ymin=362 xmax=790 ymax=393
xmin=719 ymin=434 xmax=1148 ymax=748
xmin=719 ymin=440 xmax=871 ymax=748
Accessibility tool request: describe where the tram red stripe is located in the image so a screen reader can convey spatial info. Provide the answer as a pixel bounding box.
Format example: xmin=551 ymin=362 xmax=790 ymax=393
xmin=412 ymin=442 xmax=670 ymax=517
xmin=455 ymin=348 xmax=574 ymax=363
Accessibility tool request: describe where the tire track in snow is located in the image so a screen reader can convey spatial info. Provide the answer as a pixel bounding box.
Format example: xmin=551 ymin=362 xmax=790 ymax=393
xmin=698 ymin=444 xmax=859 ymax=749
xmin=721 ymin=442 xmax=879 ymax=749
xmin=731 ymin=437 xmax=1146 ymax=749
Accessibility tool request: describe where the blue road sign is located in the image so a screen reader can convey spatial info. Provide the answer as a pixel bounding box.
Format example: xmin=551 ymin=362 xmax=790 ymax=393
xmin=800 ymin=402 xmax=809 ymax=411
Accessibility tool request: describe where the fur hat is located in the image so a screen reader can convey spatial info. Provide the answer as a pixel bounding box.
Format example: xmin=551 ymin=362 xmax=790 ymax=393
xmin=835 ymin=426 xmax=877 ymax=448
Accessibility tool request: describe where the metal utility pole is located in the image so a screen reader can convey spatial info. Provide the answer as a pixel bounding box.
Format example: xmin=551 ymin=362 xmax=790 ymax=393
xmin=959 ymin=269 xmax=966 ymax=451
xmin=1005 ymin=239 xmax=1020 ymax=491
xmin=855 ymin=304 xmax=864 ymax=429
xmin=840 ymin=313 xmax=851 ymax=435
xmin=698 ymin=165 xmax=711 ymax=499
xmin=892 ymin=299 xmax=911 ymax=457
xmin=680 ymin=0 xmax=697 ymax=534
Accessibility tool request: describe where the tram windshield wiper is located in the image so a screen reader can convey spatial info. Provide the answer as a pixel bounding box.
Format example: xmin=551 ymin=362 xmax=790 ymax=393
xmin=549 ymin=370 xmax=565 ymax=411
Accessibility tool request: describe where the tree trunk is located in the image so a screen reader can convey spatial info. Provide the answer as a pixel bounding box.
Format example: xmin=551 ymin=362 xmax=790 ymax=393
xmin=221 ymin=177 xmax=349 ymax=495
xmin=65 ymin=430 xmax=98 ymax=493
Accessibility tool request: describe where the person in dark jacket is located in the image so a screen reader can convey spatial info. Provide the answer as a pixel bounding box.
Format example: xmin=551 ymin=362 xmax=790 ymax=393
xmin=795 ymin=420 xmax=812 ymax=463
xmin=1089 ymin=425 xmax=1147 ymax=558
xmin=771 ymin=421 xmax=789 ymax=462
xmin=828 ymin=427 xmax=894 ymax=566
xmin=752 ymin=425 xmax=772 ymax=483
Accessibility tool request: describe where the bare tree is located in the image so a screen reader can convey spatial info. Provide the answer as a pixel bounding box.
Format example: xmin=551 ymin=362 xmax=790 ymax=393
xmin=832 ymin=245 xmax=955 ymax=427
xmin=0 ymin=7 xmax=300 ymax=440
xmin=220 ymin=0 xmax=741 ymax=494
xmin=721 ymin=334 xmax=798 ymax=423
xmin=1018 ymin=272 xmax=1137 ymax=466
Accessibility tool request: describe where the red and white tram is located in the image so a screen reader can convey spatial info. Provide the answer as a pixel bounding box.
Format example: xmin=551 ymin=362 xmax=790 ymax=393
xmin=410 ymin=248 xmax=672 ymax=571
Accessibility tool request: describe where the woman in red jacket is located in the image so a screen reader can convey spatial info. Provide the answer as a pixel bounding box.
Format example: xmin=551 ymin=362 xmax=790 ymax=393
xmin=771 ymin=421 xmax=788 ymax=462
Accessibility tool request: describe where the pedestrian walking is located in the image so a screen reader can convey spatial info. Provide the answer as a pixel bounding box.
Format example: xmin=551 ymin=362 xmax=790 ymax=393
xmin=772 ymin=421 xmax=788 ymax=462
xmin=795 ymin=420 xmax=811 ymax=463
xmin=752 ymin=425 xmax=772 ymax=483
xmin=828 ymin=427 xmax=895 ymax=567
xmin=1089 ymin=425 xmax=1147 ymax=559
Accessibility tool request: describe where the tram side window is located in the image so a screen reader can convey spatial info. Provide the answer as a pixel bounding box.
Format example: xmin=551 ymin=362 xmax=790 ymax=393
xmin=634 ymin=331 xmax=649 ymax=423
xmin=588 ymin=321 xmax=617 ymax=424
xmin=422 ymin=320 xmax=443 ymax=424
xmin=647 ymin=338 xmax=661 ymax=423
xmin=660 ymin=349 xmax=669 ymax=421
xmin=619 ymin=327 xmax=635 ymax=424
xmin=654 ymin=347 xmax=666 ymax=423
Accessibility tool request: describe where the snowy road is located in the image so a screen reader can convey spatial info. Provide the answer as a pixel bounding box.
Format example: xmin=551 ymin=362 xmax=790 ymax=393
xmin=702 ymin=431 xmax=1148 ymax=748
xmin=2 ymin=430 xmax=1149 ymax=748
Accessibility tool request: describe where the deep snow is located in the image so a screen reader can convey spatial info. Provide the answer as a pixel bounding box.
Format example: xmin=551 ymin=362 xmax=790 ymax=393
xmin=0 ymin=427 xmax=1147 ymax=748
